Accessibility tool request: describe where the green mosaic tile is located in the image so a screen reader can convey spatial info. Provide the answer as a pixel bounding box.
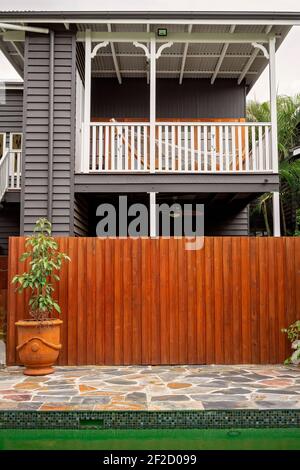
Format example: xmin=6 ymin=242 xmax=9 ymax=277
xmin=0 ymin=410 xmax=299 ymax=430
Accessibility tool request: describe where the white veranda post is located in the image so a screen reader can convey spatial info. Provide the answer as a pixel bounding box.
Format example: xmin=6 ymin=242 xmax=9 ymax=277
xmin=149 ymin=192 xmax=157 ymax=237
xmin=269 ymin=36 xmax=280 ymax=236
xmin=150 ymin=37 xmax=156 ymax=174
xmin=83 ymin=29 xmax=91 ymax=173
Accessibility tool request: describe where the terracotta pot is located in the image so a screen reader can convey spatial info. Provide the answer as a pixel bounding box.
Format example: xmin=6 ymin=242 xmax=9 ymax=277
xmin=15 ymin=319 xmax=63 ymax=376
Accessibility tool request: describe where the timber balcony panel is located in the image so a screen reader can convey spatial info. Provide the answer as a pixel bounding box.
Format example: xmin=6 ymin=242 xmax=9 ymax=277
xmin=6 ymin=237 xmax=299 ymax=366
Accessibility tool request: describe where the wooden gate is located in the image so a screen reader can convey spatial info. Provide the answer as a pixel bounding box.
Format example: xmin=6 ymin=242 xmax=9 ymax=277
xmin=6 ymin=237 xmax=300 ymax=365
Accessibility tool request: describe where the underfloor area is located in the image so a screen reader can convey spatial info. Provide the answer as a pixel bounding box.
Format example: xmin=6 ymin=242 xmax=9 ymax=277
xmin=0 ymin=365 xmax=299 ymax=411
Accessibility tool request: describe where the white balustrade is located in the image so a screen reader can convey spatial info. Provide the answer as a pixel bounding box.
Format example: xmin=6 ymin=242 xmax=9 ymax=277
xmin=88 ymin=122 xmax=273 ymax=174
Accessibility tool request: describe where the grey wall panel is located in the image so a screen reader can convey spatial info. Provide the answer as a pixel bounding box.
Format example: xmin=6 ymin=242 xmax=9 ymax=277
xmin=91 ymin=78 xmax=246 ymax=119
xmin=76 ymin=42 xmax=85 ymax=84
xmin=74 ymin=195 xmax=89 ymax=236
xmin=206 ymin=206 xmax=249 ymax=236
xmin=21 ymin=34 xmax=49 ymax=235
xmin=0 ymin=203 xmax=20 ymax=255
xmin=0 ymin=88 xmax=23 ymax=149
xmin=21 ymin=32 xmax=76 ymax=236
xmin=52 ymin=33 xmax=75 ymax=235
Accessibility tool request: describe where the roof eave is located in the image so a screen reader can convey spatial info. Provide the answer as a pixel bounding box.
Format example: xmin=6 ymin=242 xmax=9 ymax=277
xmin=0 ymin=11 xmax=300 ymax=21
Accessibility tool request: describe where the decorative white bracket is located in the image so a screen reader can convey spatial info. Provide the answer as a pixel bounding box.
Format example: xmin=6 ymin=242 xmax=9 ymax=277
xmin=251 ymin=42 xmax=269 ymax=59
xmin=133 ymin=41 xmax=150 ymax=59
xmin=155 ymin=42 xmax=173 ymax=59
xmin=91 ymin=41 xmax=109 ymax=58
xmin=133 ymin=41 xmax=174 ymax=60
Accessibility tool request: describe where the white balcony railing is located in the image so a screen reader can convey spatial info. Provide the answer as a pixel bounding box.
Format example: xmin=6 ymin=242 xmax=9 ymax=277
xmin=0 ymin=150 xmax=21 ymax=202
xmin=86 ymin=121 xmax=273 ymax=174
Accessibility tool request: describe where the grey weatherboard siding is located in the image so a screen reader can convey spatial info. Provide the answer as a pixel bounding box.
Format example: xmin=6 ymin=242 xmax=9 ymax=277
xmin=0 ymin=203 xmax=20 ymax=255
xmin=0 ymin=87 xmax=23 ymax=253
xmin=206 ymin=206 xmax=249 ymax=236
xmin=21 ymin=32 xmax=76 ymax=235
xmin=0 ymin=87 xmax=23 ymax=146
xmin=91 ymin=78 xmax=246 ymax=119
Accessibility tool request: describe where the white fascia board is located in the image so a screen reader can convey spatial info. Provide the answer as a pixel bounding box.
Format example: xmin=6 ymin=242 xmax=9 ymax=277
xmin=0 ymin=18 xmax=300 ymax=25
xmin=77 ymin=32 xmax=276 ymax=43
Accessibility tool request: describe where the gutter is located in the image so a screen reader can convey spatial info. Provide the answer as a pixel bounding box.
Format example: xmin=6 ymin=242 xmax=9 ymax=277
xmin=0 ymin=11 xmax=300 ymax=22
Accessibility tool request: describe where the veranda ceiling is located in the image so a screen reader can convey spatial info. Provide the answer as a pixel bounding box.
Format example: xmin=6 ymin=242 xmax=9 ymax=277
xmin=0 ymin=21 xmax=291 ymax=91
xmin=80 ymin=23 xmax=291 ymax=89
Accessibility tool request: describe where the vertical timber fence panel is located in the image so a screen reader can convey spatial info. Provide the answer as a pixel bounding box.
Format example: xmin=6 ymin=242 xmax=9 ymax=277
xmin=6 ymin=237 xmax=300 ymax=365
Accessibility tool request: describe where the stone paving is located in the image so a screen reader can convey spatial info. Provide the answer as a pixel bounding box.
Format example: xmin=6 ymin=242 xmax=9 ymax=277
xmin=0 ymin=365 xmax=299 ymax=411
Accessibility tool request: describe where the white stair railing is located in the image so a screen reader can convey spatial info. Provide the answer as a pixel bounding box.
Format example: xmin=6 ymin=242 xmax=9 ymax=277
xmin=8 ymin=150 xmax=22 ymax=190
xmin=0 ymin=150 xmax=10 ymax=202
xmin=0 ymin=150 xmax=22 ymax=202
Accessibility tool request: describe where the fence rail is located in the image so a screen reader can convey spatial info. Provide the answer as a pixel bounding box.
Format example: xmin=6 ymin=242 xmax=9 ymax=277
xmin=86 ymin=122 xmax=273 ymax=174
xmin=6 ymin=237 xmax=299 ymax=366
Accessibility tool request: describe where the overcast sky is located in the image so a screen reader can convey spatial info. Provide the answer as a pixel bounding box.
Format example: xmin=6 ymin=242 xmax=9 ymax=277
xmin=0 ymin=1 xmax=299 ymax=101
xmin=0 ymin=0 xmax=299 ymax=11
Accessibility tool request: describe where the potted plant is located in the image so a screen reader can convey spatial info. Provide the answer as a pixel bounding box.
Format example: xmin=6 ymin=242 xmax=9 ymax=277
xmin=12 ymin=218 xmax=70 ymax=376
xmin=282 ymin=320 xmax=300 ymax=365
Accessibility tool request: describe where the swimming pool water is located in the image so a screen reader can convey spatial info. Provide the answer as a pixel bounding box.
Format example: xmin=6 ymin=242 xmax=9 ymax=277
xmin=0 ymin=428 xmax=300 ymax=450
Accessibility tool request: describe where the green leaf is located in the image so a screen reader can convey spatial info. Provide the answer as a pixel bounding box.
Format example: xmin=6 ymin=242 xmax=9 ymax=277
xmin=11 ymin=217 xmax=70 ymax=317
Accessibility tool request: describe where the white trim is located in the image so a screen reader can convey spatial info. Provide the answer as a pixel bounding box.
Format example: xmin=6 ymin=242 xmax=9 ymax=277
xmin=146 ymin=23 xmax=150 ymax=84
xmin=150 ymin=37 xmax=156 ymax=174
xmin=77 ymin=31 xmax=276 ymax=43
xmin=155 ymin=41 xmax=174 ymax=59
xmin=90 ymin=120 xmax=271 ymax=127
xmin=107 ymin=23 xmax=122 ymax=84
xmin=269 ymin=36 xmax=278 ymax=174
xmin=133 ymin=41 xmax=150 ymax=59
xmin=9 ymin=40 xmax=24 ymax=61
xmin=3 ymin=18 xmax=300 ymax=26
xmin=89 ymin=121 xmax=270 ymax=126
xmin=273 ymin=191 xmax=281 ymax=236
xmin=91 ymin=40 xmax=109 ymax=58
xmin=92 ymin=69 xmax=258 ymax=75
xmin=149 ymin=192 xmax=157 ymax=238
xmin=1 ymin=31 xmax=25 ymax=41
xmin=179 ymin=24 xmax=192 ymax=85
xmin=0 ymin=132 xmax=6 ymax=159
xmin=237 ymin=25 xmax=272 ymax=85
xmin=0 ymin=22 xmax=49 ymax=33
xmin=251 ymin=42 xmax=269 ymax=59
xmin=88 ymin=52 xmax=265 ymax=59
xmin=83 ymin=29 xmax=91 ymax=173
xmin=211 ymin=25 xmax=235 ymax=84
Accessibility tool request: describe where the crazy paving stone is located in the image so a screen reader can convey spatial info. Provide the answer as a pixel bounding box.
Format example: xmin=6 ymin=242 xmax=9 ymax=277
xmin=105 ymin=379 xmax=137 ymax=385
xmin=255 ymin=388 xmax=299 ymax=395
xmin=201 ymin=401 xmax=258 ymax=410
xmin=151 ymin=394 xmax=190 ymax=402
xmin=14 ymin=382 xmax=43 ymax=390
xmin=94 ymin=403 xmax=147 ymax=411
xmin=259 ymin=378 xmax=295 ymax=387
xmin=79 ymin=384 xmax=98 ymax=393
xmin=80 ymin=397 xmax=111 ymax=405
xmin=167 ymin=382 xmax=192 ymax=389
xmin=212 ymin=387 xmax=251 ymax=395
xmin=126 ymin=392 xmax=147 ymax=403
